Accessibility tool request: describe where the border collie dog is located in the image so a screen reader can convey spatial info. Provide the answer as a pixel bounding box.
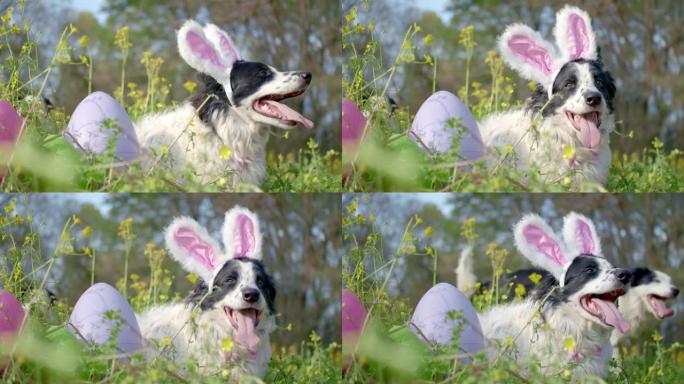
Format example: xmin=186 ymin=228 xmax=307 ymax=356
xmin=136 ymin=20 xmax=313 ymax=187
xmin=480 ymin=6 xmax=616 ymax=185
xmin=473 ymin=213 xmax=630 ymax=377
xmin=136 ymin=206 xmax=276 ymax=378
xmin=457 ymin=235 xmax=679 ymax=361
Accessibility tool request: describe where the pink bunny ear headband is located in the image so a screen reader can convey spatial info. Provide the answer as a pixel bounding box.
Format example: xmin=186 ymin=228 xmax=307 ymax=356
xmin=165 ymin=206 xmax=263 ymax=287
xmin=177 ymin=20 xmax=242 ymax=105
xmin=514 ymin=212 xmax=602 ymax=287
xmin=498 ymin=6 xmax=597 ymax=96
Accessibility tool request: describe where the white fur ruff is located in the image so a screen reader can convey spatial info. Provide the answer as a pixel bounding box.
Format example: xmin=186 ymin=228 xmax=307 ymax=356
xmin=135 ymin=104 xmax=269 ymax=187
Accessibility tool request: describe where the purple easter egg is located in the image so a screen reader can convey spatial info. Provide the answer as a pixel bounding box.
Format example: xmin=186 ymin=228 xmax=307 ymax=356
xmin=342 ymin=289 xmax=368 ymax=337
xmin=65 ymin=92 xmax=141 ymax=161
xmin=0 ymin=100 xmax=22 ymax=145
xmin=68 ymin=283 xmax=142 ymax=355
xmin=410 ymin=91 xmax=484 ymax=161
xmin=0 ymin=290 xmax=25 ymax=340
xmin=409 ymin=283 xmax=483 ymax=360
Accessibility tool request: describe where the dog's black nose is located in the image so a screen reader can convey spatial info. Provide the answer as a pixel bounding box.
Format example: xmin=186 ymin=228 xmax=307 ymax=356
xmin=243 ymin=288 xmax=260 ymax=303
xmin=584 ymin=91 xmax=602 ymax=107
xmin=298 ymin=71 xmax=312 ymax=84
xmin=673 ymin=288 xmax=680 ymax=297
xmin=613 ymin=268 xmax=631 ymax=284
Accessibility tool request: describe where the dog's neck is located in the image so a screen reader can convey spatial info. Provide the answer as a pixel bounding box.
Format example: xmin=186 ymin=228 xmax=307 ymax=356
xmin=542 ymin=301 xmax=613 ymax=357
xmin=211 ymin=108 xmax=270 ymax=160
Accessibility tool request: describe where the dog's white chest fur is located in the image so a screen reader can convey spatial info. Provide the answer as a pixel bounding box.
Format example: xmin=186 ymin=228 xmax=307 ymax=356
xmin=135 ymin=103 xmax=269 ymax=187
xmin=479 ymin=301 xmax=612 ymax=377
xmin=479 ymin=109 xmax=612 ymax=185
xmin=136 ymin=302 xmax=272 ymax=378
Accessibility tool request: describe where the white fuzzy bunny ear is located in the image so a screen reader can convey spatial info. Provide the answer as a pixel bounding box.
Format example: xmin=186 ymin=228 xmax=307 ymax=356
xmin=177 ymin=20 xmax=232 ymax=84
xmin=203 ymin=23 xmax=241 ymax=64
xmin=222 ymin=206 xmax=262 ymax=260
xmin=499 ymin=23 xmax=560 ymax=88
xmin=166 ymin=217 xmax=227 ymax=285
xmin=562 ymin=212 xmax=602 ymax=257
xmin=553 ymin=5 xmax=597 ymax=61
xmin=514 ymin=214 xmax=570 ymax=282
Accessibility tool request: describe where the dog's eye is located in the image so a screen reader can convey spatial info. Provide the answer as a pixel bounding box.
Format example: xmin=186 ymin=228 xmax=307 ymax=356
xmin=585 ymin=267 xmax=596 ymax=273
xmin=564 ymin=81 xmax=576 ymax=89
xmin=595 ymin=79 xmax=604 ymax=88
xmin=226 ymin=277 xmax=236 ymax=285
xmin=256 ymin=277 xmax=264 ymax=287
xmin=259 ymin=70 xmax=270 ymax=78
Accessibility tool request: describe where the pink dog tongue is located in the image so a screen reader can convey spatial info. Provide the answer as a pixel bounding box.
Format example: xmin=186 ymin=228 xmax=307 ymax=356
xmin=650 ymin=297 xmax=674 ymax=318
xmin=259 ymin=99 xmax=314 ymax=129
xmin=234 ymin=309 xmax=260 ymax=351
xmin=575 ymin=114 xmax=601 ymax=149
xmin=593 ymin=298 xmax=630 ymax=333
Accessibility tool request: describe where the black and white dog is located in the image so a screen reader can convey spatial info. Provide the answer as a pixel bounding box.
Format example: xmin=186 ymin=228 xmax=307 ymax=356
xmin=469 ymin=213 xmax=630 ymax=377
xmin=480 ymin=6 xmax=616 ymax=185
xmin=136 ymin=20 xmax=313 ymax=187
xmin=457 ymin=230 xmax=679 ymax=361
xmin=136 ymin=206 xmax=276 ymax=378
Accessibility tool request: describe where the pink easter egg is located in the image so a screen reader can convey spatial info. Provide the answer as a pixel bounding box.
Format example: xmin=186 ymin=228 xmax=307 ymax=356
xmin=68 ymin=283 xmax=142 ymax=355
xmin=409 ymin=283 xmax=483 ymax=360
xmin=342 ymin=289 xmax=368 ymax=339
xmin=410 ymin=91 xmax=484 ymax=161
xmin=0 ymin=290 xmax=25 ymax=344
xmin=0 ymin=101 xmax=22 ymax=145
xmin=65 ymin=92 xmax=141 ymax=162
xmin=342 ymin=99 xmax=367 ymax=164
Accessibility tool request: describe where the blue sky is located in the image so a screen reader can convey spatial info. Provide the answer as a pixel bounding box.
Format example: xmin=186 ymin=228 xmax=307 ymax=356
xmin=415 ymin=0 xmax=449 ymax=14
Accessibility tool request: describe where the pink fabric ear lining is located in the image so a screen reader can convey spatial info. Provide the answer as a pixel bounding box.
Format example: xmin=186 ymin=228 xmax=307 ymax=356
xmin=568 ymin=14 xmax=590 ymax=59
xmin=186 ymin=31 xmax=226 ymax=70
xmin=508 ymin=35 xmax=554 ymax=76
xmin=218 ymin=33 xmax=240 ymax=62
xmin=174 ymin=227 xmax=218 ymax=270
xmin=523 ymin=224 xmax=566 ymax=267
xmin=234 ymin=214 xmax=256 ymax=257
xmin=575 ymin=219 xmax=595 ymax=254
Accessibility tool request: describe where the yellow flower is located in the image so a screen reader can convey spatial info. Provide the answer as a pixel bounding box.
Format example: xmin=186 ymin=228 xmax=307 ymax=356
xmin=423 ymin=226 xmax=433 ymax=238
xmin=528 ymin=272 xmax=542 ymax=285
xmin=78 ymin=35 xmax=90 ymax=47
xmin=221 ymin=337 xmax=234 ymax=351
xmin=80 ymin=226 xmax=92 ymax=238
xmin=162 ymin=336 xmax=172 ymax=346
xmin=184 ymin=81 xmax=197 ymax=93
xmin=186 ymin=273 xmax=198 ymax=285
xmin=563 ymin=144 xmax=576 ymax=160
xmin=219 ymin=145 xmax=232 ymax=160
xmin=563 ymin=336 xmax=576 ymax=352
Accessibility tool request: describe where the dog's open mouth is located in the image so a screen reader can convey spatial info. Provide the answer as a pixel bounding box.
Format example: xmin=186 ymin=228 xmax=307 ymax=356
xmin=580 ymin=289 xmax=630 ymax=333
xmin=224 ymin=307 xmax=262 ymax=351
xmin=566 ymin=111 xmax=602 ymax=150
xmin=253 ymin=90 xmax=314 ymax=129
xmin=647 ymin=294 xmax=675 ymax=319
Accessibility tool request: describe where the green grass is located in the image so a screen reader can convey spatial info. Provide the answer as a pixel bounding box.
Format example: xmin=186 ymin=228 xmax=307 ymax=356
xmin=342 ymin=200 xmax=684 ymax=383
xmin=0 ymin=199 xmax=341 ymax=383
xmin=0 ymin=5 xmax=340 ymax=192
xmin=342 ymin=4 xmax=684 ymax=192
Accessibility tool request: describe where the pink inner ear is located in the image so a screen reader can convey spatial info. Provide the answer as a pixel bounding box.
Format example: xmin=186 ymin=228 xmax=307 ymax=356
xmin=568 ymin=14 xmax=590 ymax=59
xmin=575 ymin=220 xmax=595 ymax=254
xmin=508 ymin=35 xmax=554 ymax=76
xmin=174 ymin=227 xmax=218 ymax=270
xmin=523 ymin=225 xmax=566 ymax=267
xmin=218 ymin=33 xmax=240 ymax=62
xmin=234 ymin=214 xmax=256 ymax=257
xmin=186 ymin=31 xmax=226 ymax=70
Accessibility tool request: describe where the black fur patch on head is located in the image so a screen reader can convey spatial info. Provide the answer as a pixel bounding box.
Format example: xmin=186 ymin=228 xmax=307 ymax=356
xmin=186 ymin=258 xmax=277 ymax=313
xmin=189 ymin=72 xmax=231 ymax=130
xmin=525 ymin=58 xmax=616 ymax=116
xmin=477 ymin=268 xmax=550 ymax=299
xmin=532 ymin=255 xmax=601 ymax=306
xmin=230 ymin=61 xmax=275 ymax=106
xmin=630 ymin=267 xmax=656 ymax=287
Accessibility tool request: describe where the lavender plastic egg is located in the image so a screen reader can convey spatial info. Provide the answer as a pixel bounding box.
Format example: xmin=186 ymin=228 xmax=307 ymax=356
xmin=0 ymin=100 xmax=21 ymax=146
xmin=0 ymin=290 xmax=25 ymax=343
xmin=410 ymin=91 xmax=484 ymax=161
xmin=68 ymin=283 xmax=142 ymax=355
xmin=409 ymin=283 xmax=483 ymax=360
xmin=65 ymin=92 xmax=141 ymax=161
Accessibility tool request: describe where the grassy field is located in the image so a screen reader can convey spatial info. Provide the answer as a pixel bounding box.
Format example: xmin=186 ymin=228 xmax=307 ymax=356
xmin=342 ymin=5 xmax=684 ymax=192
xmin=0 ymin=6 xmax=340 ymax=193
xmin=342 ymin=199 xmax=684 ymax=383
xmin=0 ymin=199 xmax=341 ymax=383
